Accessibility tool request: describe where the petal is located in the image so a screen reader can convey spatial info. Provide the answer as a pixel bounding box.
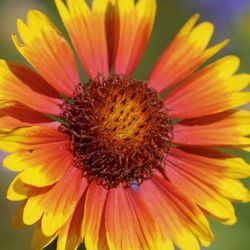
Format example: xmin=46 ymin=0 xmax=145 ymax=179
xmin=139 ymin=177 xmax=214 ymax=249
xmin=112 ymin=0 xmax=157 ymax=76
xmin=82 ymin=182 xmax=108 ymax=250
xmin=57 ymin=194 xmax=85 ymax=250
xmin=105 ymin=185 xmax=162 ymax=250
xmin=0 ymin=61 xmax=63 ymax=115
xmin=3 ymin=135 xmax=68 ymax=173
xmin=165 ymin=147 xmax=250 ymax=224
xmin=23 ymin=167 xmax=88 ymax=236
xmin=173 ymin=110 xmax=250 ymax=147
xmin=7 ymin=175 xmax=38 ymax=201
xmin=97 ymin=215 xmax=109 ymax=250
xmin=5 ymin=143 xmax=73 ymax=187
xmin=13 ymin=10 xmax=80 ymax=97
xmin=0 ymin=104 xmax=58 ymax=129
xmin=165 ymin=56 xmax=250 ymax=119
xmin=148 ymin=14 xmax=228 ymax=93
xmin=12 ymin=202 xmax=27 ymax=229
xmin=31 ymin=223 xmax=57 ymax=250
xmin=55 ymin=0 xmax=110 ymax=79
xmin=172 ymin=147 xmax=250 ymax=179
xmin=0 ymin=126 xmax=68 ymax=152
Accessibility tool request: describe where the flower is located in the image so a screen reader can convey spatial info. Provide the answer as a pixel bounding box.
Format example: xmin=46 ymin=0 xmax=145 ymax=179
xmin=1 ymin=0 xmax=250 ymax=249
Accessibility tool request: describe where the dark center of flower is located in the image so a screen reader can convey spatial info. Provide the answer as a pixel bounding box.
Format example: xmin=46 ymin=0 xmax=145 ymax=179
xmin=61 ymin=75 xmax=172 ymax=188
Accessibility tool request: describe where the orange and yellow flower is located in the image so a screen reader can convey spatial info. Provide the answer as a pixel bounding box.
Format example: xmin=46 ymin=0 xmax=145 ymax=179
xmin=1 ymin=0 xmax=250 ymax=250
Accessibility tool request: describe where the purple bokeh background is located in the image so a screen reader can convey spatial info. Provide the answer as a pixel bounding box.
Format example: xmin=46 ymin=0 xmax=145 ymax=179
xmin=182 ymin=0 xmax=250 ymax=34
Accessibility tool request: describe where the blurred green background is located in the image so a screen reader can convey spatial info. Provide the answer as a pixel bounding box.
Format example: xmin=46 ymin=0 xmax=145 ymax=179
xmin=0 ymin=0 xmax=250 ymax=249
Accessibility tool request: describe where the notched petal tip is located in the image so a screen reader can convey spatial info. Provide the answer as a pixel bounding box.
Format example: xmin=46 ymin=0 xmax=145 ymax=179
xmin=178 ymin=13 xmax=200 ymax=36
xmin=188 ymin=21 xmax=214 ymax=51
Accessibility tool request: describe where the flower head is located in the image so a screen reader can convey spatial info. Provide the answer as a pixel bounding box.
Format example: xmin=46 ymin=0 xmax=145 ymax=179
xmin=1 ymin=0 xmax=250 ymax=250
xmin=61 ymin=75 xmax=172 ymax=188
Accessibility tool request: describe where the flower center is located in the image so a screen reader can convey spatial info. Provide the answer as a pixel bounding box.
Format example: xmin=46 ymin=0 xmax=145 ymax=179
xmin=61 ymin=75 xmax=172 ymax=188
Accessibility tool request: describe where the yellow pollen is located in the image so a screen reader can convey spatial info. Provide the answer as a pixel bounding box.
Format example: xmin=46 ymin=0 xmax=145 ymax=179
xmin=103 ymin=94 xmax=147 ymax=140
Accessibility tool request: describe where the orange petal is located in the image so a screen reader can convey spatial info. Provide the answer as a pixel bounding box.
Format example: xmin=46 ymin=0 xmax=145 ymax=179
xmin=23 ymin=167 xmax=88 ymax=236
xmin=57 ymin=194 xmax=85 ymax=250
xmin=165 ymin=147 xmax=250 ymax=224
xmin=97 ymin=215 xmax=109 ymax=250
xmin=139 ymin=177 xmax=214 ymax=249
xmin=112 ymin=0 xmax=157 ymax=76
xmin=12 ymin=202 xmax=27 ymax=229
xmin=0 ymin=104 xmax=58 ymax=129
xmin=0 ymin=60 xmax=63 ymax=115
xmin=13 ymin=10 xmax=80 ymax=97
xmin=165 ymin=56 xmax=250 ymax=119
xmin=105 ymin=185 xmax=162 ymax=250
xmin=173 ymin=147 xmax=250 ymax=179
xmin=148 ymin=14 xmax=228 ymax=93
xmin=32 ymin=222 xmax=58 ymax=250
xmin=173 ymin=110 xmax=250 ymax=147
xmin=82 ymin=182 xmax=108 ymax=250
xmin=4 ymin=142 xmax=73 ymax=187
xmin=7 ymin=176 xmax=27 ymax=201
xmin=7 ymin=175 xmax=42 ymax=201
xmin=0 ymin=126 xmax=68 ymax=152
xmin=55 ymin=0 xmax=110 ymax=79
